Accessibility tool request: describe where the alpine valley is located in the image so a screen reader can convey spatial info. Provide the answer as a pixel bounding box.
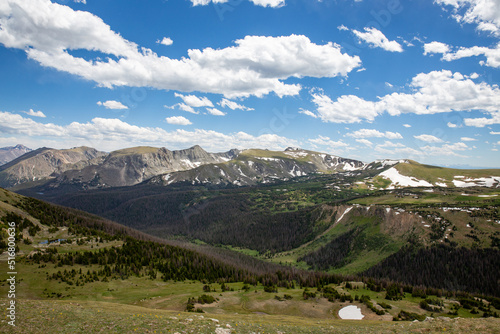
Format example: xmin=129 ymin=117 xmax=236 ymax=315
xmin=1 ymin=144 xmax=500 ymax=333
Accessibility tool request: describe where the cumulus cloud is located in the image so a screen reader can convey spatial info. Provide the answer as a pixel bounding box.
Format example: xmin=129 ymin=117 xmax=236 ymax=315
xmin=0 ymin=0 xmax=360 ymax=98
xmin=304 ymin=70 xmax=500 ymax=124
xmin=423 ymin=41 xmax=450 ymax=55
xmin=166 ymin=116 xmax=192 ymax=126
xmin=157 ymin=37 xmax=173 ymax=46
xmin=97 ymin=100 xmax=128 ymax=110
xmin=403 ymin=124 xmax=411 ymax=128
xmin=308 ymin=93 xmax=379 ymax=123
xmin=374 ymin=141 xmax=469 ymax=159
xmin=218 ymin=98 xmax=254 ymax=111
xmin=206 ymin=108 xmax=226 ymax=116
xmin=191 ymin=0 xmax=285 ymax=7
xmin=441 ymin=43 xmax=500 ymax=68
xmin=352 ymin=27 xmax=403 ymax=52
xmin=435 ymin=0 xmax=500 ymax=36
xmin=463 ymin=111 xmax=500 ymax=127
xmin=428 ymin=1 xmax=500 ymax=68
xmin=347 ymin=129 xmax=403 ymax=139
xmin=308 ymin=135 xmax=350 ymax=155
xmin=414 ymin=134 xmax=444 ymax=143
xmin=22 ymin=109 xmax=46 ymax=118
xmin=0 ymin=111 xmax=299 ymax=152
xmin=461 ymin=136 xmax=477 ymax=141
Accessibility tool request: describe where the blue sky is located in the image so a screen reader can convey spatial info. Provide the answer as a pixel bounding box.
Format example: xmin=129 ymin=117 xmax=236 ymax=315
xmin=1 ymin=0 xmax=500 ymax=167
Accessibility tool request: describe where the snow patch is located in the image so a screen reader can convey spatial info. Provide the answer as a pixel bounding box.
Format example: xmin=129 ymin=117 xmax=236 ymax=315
xmin=336 ymin=207 xmax=353 ymax=223
xmin=379 ymin=167 xmax=433 ymax=188
xmin=338 ymin=305 xmax=364 ymax=320
xmin=284 ymin=150 xmax=308 ymax=158
xmin=452 ymin=176 xmax=500 ymax=188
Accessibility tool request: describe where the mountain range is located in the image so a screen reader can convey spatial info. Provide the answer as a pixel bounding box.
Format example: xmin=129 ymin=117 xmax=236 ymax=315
xmin=0 ymin=144 xmax=32 ymax=165
xmin=2 ymin=144 xmax=499 ymax=193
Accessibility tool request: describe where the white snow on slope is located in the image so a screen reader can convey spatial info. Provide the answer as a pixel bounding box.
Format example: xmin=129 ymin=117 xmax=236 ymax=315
xmin=452 ymin=176 xmax=500 ymax=188
xmin=338 ymin=305 xmax=364 ymax=320
xmin=379 ymin=167 xmax=433 ymax=189
xmin=336 ymin=207 xmax=353 ymax=223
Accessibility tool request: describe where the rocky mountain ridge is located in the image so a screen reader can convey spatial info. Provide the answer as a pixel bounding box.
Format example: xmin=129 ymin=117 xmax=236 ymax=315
xmin=0 ymin=144 xmax=32 ymax=165
xmin=2 ymin=144 xmax=500 ymax=191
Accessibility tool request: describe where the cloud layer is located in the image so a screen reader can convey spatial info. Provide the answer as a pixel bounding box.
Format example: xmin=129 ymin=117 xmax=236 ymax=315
xmin=0 ymin=111 xmax=298 ymax=152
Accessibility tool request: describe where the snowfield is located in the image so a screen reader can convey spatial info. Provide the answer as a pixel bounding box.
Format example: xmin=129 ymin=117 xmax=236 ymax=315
xmin=452 ymin=176 xmax=500 ymax=188
xmin=379 ymin=167 xmax=433 ymax=188
xmin=338 ymin=305 xmax=364 ymax=320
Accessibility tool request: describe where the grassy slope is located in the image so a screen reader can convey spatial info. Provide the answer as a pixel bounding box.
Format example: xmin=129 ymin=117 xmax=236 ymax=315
xmin=0 ymin=189 xmax=499 ymax=332
xmin=395 ymin=161 xmax=500 ymax=185
xmin=3 ymin=298 xmax=499 ymax=334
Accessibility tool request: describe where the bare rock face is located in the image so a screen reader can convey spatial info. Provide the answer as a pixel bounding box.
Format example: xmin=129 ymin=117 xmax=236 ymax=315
xmin=149 ymin=148 xmax=367 ymax=187
xmin=0 ymin=146 xmax=106 ymax=188
xmin=0 ymin=144 xmax=32 ymax=166
xmin=45 ymin=146 xmax=239 ymax=189
xmin=1 ymin=145 xmax=366 ymax=190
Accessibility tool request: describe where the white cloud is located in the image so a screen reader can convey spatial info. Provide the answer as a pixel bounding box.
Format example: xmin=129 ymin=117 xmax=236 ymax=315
xmin=352 ymin=27 xmax=403 ymax=52
xmin=460 ymin=136 xmax=477 ymax=141
xmin=423 ymin=41 xmax=450 ymax=55
xmin=206 ymin=108 xmax=226 ymax=116
xmin=435 ymin=0 xmax=500 ymax=36
xmin=414 ymin=134 xmax=444 ymax=143
xmin=218 ymin=98 xmax=254 ymax=111
xmin=491 ymin=131 xmax=500 ymax=135
xmin=374 ymin=141 xmax=469 ymax=159
xmin=447 ymin=122 xmax=459 ymax=128
xmin=0 ymin=0 xmax=360 ymax=98
xmin=463 ymin=111 xmax=500 ymax=127
xmin=178 ymin=103 xmax=198 ymax=114
xmin=403 ymin=124 xmax=411 ymax=128
xmin=356 ymin=139 xmax=373 ymax=147
xmin=97 ymin=100 xmax=128 ymax=110
xmin=0 ymin=111 xmax=300 ymax=152
xmin=337 ymin=25 xmax=349 ymax=31
xmin=298 ymin=108 xmax=318 ymax=118
xmin=174 ymin=93 xmax=214 ymax=108
xmin=420 ymin=142 xmax=469 ymax=157
xmin=378 ymin=141 xmax=406 ymax=148
xmin=441 ymin=43 xmax=500 ymax=68
xmin=303 ymin=70 xmax=500 ymax=124
xmin=308 ymin=93 xmax=379 ymax=123
xmin=166 ymin=116 xmax=192 ymax=126
xmin=249 ymin=0 xmax=285 ymax=7
xmin=191 ymin=0 xmax=285 ymax=8
xmin=347 ymin=129 xmax=403 ymax=139
xmin=157 ymin=37 xmax=173 ymax=46
xmin=308 ymin=136 xmax=349 ymax=155
xmin=22 ymin=109 xmax=46 ymax=118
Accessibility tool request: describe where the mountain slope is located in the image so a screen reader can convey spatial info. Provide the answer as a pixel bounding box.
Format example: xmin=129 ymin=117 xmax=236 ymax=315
xmin=0 ymin=144 xmax=32 ymax=165
xmin=52 ymin=145 xmax=238 ymax=188
xmin=149 ymin=147 xmax=366 ymax=187
xmin=0 ymin=146 xmax=106 ymax=189
xmin=363 ymin=160 xmax=500 ymax=190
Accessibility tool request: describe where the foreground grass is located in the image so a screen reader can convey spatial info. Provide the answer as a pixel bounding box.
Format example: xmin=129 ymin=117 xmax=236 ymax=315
xmin=2 ymin=298 xmax=499 ymax=334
